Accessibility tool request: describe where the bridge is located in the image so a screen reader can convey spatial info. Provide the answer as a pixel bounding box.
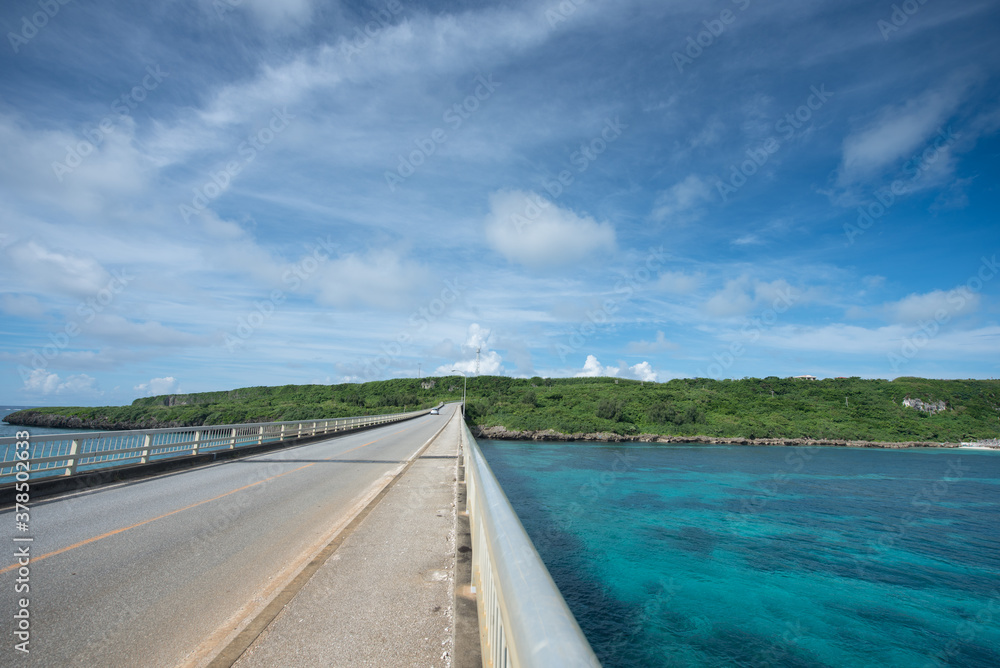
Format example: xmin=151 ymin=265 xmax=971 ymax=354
xmin=1 ymin=404 xmax=599 ymax=666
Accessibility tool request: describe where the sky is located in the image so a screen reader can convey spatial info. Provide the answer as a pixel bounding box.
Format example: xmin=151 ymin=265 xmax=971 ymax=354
xmin=1 ymin=0 xmax=998 ymax=407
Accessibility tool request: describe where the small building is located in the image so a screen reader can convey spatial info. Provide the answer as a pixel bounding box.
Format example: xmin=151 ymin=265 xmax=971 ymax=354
xmin=791 ymin=375 xmax=817 ymax=380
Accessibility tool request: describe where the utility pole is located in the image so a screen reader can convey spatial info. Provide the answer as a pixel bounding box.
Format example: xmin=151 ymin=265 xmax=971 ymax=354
xmin=417 ymin=363 xmax=422 ymax=380
xmin=475 ymin=347 xmax=481 ymax=376
xmin=451 ymin=369 xmax=466 ymax=417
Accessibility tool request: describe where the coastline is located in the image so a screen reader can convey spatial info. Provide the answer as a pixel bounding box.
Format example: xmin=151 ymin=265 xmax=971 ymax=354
xmin=472 ymin=425 xmax=1000 ymax=450
xmin=3 ymin=410 xmax=194 ymax=431
xmin=6 ymin=410 xmax=999 ymax=450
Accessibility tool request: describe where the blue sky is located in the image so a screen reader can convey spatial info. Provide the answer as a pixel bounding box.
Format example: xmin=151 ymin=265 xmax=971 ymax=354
xmin=1 ymin=0 xmax=998 ymax=406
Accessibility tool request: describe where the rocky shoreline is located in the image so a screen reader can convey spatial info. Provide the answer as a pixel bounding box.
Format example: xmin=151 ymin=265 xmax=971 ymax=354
xmin=471 ymin=425 xmax=1000 ymax=449
xmin=3 ymin=410 xmax=190 ymax=431
xmin=6 ymin=410 xmax=998 ymax=449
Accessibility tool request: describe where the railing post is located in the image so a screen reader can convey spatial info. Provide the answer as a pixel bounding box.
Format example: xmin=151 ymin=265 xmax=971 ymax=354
xmin=139 ymin=434 xmax=151 ymax=464
xmin=280 ymin=424 xmax=286 ymax=441
xmin=64 ymin=438 xmax=80 ymax=476
xmin=229 ymin=427 xmax=237 ymax=449
xmin=192 ymin=430 xmax=201 ymax=455
xmin=258 ymin=425 xmax=264 ymax=446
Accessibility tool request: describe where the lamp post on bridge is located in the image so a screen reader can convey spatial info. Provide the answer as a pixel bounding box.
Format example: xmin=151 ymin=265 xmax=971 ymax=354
xmin=451 ymin=369 xmax=466 ymax=418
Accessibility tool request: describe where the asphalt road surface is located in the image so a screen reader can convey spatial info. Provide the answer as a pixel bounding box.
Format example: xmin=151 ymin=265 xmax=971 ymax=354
xmin=0 ymin=406 xmax=457 ymax=667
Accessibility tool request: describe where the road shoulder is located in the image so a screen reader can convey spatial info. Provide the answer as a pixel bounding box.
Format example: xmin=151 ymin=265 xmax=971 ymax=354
xmin=228 ymin=409 xmax=462 ymax=667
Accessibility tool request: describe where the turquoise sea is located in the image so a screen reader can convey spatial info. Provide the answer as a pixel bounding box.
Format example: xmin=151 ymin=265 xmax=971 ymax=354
xmin=479 ymin=440 xmax=1000 ymax=667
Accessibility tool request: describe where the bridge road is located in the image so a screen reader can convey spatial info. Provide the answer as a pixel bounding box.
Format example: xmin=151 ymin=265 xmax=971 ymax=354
xmin=0 ymin=405 xmax=459 ymax=667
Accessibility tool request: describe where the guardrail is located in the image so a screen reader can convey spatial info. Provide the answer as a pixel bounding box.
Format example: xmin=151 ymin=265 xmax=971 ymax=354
xmin=460 ymin=420 xmax=601 ymax=667
xmin=0 ymin=409 xmax=429 ymax=485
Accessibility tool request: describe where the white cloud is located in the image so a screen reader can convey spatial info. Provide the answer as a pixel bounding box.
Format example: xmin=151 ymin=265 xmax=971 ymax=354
xmin=885 ymin=288 xmax=980 ymax=324
xmin=863 ymin=275 xmax=886 ymax=291
xmin=240 ymin=0 xmax=314 ymax=28
xmin=628 ymin=361 xmax=658 ymax=382
xmin=447 ymin=350 xmax=503 ymax=376
xmin=484 ymin=190 xmax=616 ymax=268
xmin=345 ymin=5 xmax=566 ymax=77
xmin=464 ymin=323 xmax=492 ymax=351
xmin=22 ymin=369 xmax=100 ymax=396
xmin=749 ymin=323 xmax=1000 ymax=358
xmin=86 ymin=316 xmax=206 ymax=348
xmin=626 ymin=331 xmax=677 ymax=354
xmin=652 ymin=175 xmax=713 ymax=222
xmin=576 ymin=355 xmax=619 ymax=378
xmin=736 ymin=323 xmax=1000 ymax=360
xmin=704 ymin=278 xmax=755 ymax=317
xmin=313 ymin=250 xmax=430 ymax=309
xmin=134 ymin=376 xmax=180 ymax=396
xmin=704 ymin=277 xmax=796 ymax=318
xmin=656 ymin=271 xmax=701 ymax=295
xmin=5 ymin=241 xmax=110 ymax=298
xmin=837 ymin=83 xmax=967 ymax=185
xmin=0 ymin=294 xmax=46 ymax=318
xmin=0 ymin=115 xmax=151 ymax=219
xmin=435 ymin=324 xmax=504 ymax=375
xmin=689 ymin=117 xmax=724 ymax=149
xmin=154 ymin=4 xmax=568 ymax=167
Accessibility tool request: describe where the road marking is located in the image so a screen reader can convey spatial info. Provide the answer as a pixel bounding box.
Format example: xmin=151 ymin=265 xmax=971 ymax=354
xmin=0 ymin=423 xmax=424 ymax=575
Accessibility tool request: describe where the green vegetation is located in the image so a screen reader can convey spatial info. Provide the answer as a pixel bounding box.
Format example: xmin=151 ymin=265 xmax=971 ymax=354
xmin=7 ymin=379 xmax=444 ymax=428
xmin=460 ymin=376 xmax=1000 ymax=442
xmin=7 ymin=376 xmax=1000 ymax=443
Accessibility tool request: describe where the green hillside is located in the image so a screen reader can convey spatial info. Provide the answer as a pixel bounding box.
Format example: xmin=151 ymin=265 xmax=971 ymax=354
xmin=464 ymin=376 xmax=1000 ymax=443
xmin=5 ymin=379 xmax=447 ymax=429
xmin=6 ymin=376 xmax=1000 ymax=443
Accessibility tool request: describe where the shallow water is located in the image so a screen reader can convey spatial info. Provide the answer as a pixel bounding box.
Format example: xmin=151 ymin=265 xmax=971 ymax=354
xmin=479 ymin=441 xmax=1000 ymax=667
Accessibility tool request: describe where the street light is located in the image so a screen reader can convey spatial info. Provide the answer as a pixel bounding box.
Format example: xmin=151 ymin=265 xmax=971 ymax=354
xmin=451 ymin=369 xmax=466 ymax=417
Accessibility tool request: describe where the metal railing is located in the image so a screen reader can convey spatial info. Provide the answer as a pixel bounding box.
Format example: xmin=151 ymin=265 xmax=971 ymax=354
xmin=461 ymin=420 xmax=601 ymax=667
xmin=0 ymin=409 xmax=430 ymax=484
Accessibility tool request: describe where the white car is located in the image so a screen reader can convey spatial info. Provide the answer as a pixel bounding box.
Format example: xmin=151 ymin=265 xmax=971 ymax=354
xmin=430 ymin=408 xmax=440 ymax=415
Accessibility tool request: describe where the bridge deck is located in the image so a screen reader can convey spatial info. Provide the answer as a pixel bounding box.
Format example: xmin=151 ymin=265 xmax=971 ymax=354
xmin=227 ymin=407 xmax=465 ymax=667
xmin=0 ymin=405 xmax=475 ymax=666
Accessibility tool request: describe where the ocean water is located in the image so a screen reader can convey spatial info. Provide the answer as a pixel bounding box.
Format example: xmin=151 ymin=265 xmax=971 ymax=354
xmin=479 ymin=440 xmax=1000 ymax=667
